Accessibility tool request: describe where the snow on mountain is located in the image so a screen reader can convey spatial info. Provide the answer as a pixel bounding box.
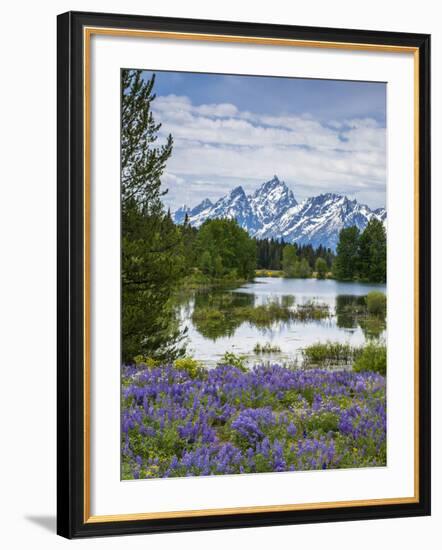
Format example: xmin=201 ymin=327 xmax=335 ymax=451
xmin=264 ymin=193 xmax=384 ymax=250
xmin=249 ymin=175 xmax=298 ymax=226
xmin=173 ymin=177 xmax=386 ymax=251
xmin=174 ymin=198 xmax=213 ymax=225
xmin=192 ymin=186 xmax=260 ymax=233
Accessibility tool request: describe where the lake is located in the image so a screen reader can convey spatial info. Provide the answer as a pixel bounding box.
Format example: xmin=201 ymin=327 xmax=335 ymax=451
xmin=178 ymin=277 xmax=387 ymax=367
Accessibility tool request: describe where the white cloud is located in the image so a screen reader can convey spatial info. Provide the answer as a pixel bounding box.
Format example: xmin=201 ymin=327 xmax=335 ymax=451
xmin=153 ymin=94 xmax=386 ymax=210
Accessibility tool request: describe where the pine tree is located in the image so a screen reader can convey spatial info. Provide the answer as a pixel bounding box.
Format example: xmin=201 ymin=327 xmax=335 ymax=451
xmin=360 ymin=219 xmax=387 ymax=283
xmin=315 ymin=257 xmax=328 ymax=279
xmin=282 ymin=244 xmax=298 ymax=277
xmin=333 ymin=226 xmax=360 ymax=281
xmin=121 ymin=69 xmax=185 ymax=362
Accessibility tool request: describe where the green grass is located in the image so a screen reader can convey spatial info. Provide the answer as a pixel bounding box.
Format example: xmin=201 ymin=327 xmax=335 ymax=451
xmin=294 ymin=301 xmax=329 ymax=321
xmin=253 ymin=342 xmax=282 ymax=353
xmin=192 ymin=298 xmax=329 ymax=328
xmin=302 ymin=340 xmax=386 ymax=374
xmin=255 ymin=269 xmax=284 ymax=277
xmin=353 ymin=342 xmax=386 ymax=375
xmin=302 ymin=341 xmax=362 ymax=366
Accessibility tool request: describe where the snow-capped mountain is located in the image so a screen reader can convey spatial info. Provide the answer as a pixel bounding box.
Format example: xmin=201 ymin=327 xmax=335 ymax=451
xmin=174 ymin=198 xmax=213 ymax=225
xmin=249 ymin=176 xmax=298 ymax=227
xmin=265 ymin=193 xmax=386 ymax=250
xmin=173 ymin=176 xmax=386 ymax=250
xmin=203 ymin=186 xmax=261 ymax=233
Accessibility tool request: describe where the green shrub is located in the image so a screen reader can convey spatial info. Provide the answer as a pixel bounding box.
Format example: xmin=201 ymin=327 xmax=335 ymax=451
xmin=173 ymin=357 xmax=203 ymax=378
xmin=366 ymin=291 xmax=386 ymax=317
xmin=315 ymin=257 xmax=328 ymax=279
xmin=218 ymin=351 xmax=248 ymax=372
xmin=254 ymin=342 xmax=281 ymax=353
xmin=302 ymin=341 xmax=360 ymax=365
xmin=192 ymin=308 xmax=225 ymax=322
xmin=294 ymin=302 xmax=329 ymax=321
xmin=353 ymin=342 xmax=386 ymax=375
xmin=305 ymin=411 xmax=339 ymax=433
xmin=359 ymin=316 xmax=386 ymax=339
xmin=133 ymin=355 xmax=160 ymax=368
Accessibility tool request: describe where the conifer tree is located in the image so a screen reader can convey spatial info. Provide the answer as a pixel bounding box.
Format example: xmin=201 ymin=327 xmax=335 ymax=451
xmin=333 ymin=226 xmax=360 ymax=281
xmin=121 ymin=69 xmax=185 ymax=362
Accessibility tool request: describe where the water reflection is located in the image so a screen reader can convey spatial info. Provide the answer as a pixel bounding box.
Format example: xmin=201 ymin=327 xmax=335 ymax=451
xmin=177 ymin=277 xmax=386 ymax=367
xmin=191 ymin=291 xmax=255 ymax=339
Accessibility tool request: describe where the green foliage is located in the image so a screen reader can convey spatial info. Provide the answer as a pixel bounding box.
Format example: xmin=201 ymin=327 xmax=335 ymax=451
xmin=294 ymin=301 xmax=329 ymax=321
xmin=253 ymin=342 xmax=281 ymax=353
xmin=304 ymin=411 xmax=340 ymax=433
xmin=192 ymin=297 xmax=328 ymax=339
xmin=302 ymin=341 xmax=361 ymax=365
xmin=366 ymin=291 xmax=387 ymax=316
xmin=358 ymin=219 xmax=386 ymax=283
xmin=333 ymin=221 xmax=386 ymax=283
xmin=353 ymin=342 xmax=387 ymax=375
xmin=298 ymin=258 xmax=313 ymax=278
xmin=315 ymin=257 xmax=328 ymax=279
xmin=121 ymin=69 xmax=187 ymax=362
xmin=195 ymin=219 xmax=256 ymax=280
xmin=359 ymin=316 xmax=386 ymax=339
xmin=218 ymin=352 xmax=248 ymax=372
xmin=333 ymin=226 xmax=360 ymax=280
xmin=133 ymin=355 xmax=160 ymax=368
xmin=173 ymin=357 xmax=204 ymax=378
xmin=254 ymin=269 xmax=284 ymax=277
xmin=121 ymin=70 xmax=173 ymax=211
xmin=282 ymin=244 xmax=298 ymax=277
xmin=282 ymin=246 xmax=313 ymax=278
xmin=256 ymin=239 xmax=334 ymax=273
xmin=122 ymin=362 xmax=386 ymax=477
xmin=132 ymin=355 xmax=204 ymax=378
xmin=255 ymin=237 xmax=286 ymax=270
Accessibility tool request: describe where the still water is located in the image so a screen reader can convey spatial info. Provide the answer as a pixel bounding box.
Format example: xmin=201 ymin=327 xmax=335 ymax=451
xmin=179 ymin=277 xmax=386 ymax=367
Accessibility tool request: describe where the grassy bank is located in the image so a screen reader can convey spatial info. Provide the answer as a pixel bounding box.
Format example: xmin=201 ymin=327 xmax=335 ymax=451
xmin=255 ymin=269 xmax=284 ymax=277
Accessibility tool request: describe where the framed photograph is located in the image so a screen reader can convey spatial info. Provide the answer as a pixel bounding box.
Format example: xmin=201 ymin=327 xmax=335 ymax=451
xmin=57 ymin=11 xmax=431 ymax=538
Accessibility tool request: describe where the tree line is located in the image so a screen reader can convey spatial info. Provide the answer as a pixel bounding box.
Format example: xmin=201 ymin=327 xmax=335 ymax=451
xmin=333 ymin=221 xmax=386 ymax=283
xmin=255 ymin=238 xmax=335 ymax=272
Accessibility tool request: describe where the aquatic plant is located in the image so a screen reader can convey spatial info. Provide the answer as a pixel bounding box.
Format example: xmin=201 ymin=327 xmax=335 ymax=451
xmin=302 ymin=341 xmax=362 ymax=366
xmin=254 ymin=342 xmax=282 ymax=353
xmin=366 ymin=291 xmax=387 ymax=317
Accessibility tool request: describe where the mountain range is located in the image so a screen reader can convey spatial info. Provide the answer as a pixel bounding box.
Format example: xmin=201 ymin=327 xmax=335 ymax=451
xmin=173 ymin=176 xmax=386 ymax=251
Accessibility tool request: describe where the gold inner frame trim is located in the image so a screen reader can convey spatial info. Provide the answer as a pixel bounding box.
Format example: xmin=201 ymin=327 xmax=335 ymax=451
xmin=83 ymin=26 xmax=420 ymax=524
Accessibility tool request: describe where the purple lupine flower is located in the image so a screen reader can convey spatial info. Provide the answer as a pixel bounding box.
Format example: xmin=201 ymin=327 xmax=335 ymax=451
xmin=121 ymin=362 xmax=386 ymax=479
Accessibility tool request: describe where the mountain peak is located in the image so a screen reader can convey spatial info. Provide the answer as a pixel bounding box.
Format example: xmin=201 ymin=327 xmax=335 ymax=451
xmin=196 ymin=198 xmax=213 ymax=209
xmin=250 ymin=177 xmax=298 ymax=226
xmin=230 ymin=185 xmax=246 ymax=198
xmin=173 ymin=178 xmax=386 ymax=250
xmin=256 ymin=175 xmax=284 ymax=193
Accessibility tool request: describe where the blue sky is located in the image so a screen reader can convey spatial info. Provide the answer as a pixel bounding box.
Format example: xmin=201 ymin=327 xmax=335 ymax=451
xmin=138 ymin=70 xmax=386 ymax=210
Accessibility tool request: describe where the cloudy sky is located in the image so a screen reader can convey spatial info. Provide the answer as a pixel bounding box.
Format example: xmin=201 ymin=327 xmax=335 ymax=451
xmin=138 ymin=70 xmax=386 ymax=211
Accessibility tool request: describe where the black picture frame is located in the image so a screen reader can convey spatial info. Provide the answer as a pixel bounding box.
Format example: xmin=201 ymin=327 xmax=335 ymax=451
xmin=57 ymin=10 xmax=431 ymax=539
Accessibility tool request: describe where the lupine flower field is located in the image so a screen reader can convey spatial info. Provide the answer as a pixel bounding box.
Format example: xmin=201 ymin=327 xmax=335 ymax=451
xmin=121 ymin=362 xmax=386 ymax=479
